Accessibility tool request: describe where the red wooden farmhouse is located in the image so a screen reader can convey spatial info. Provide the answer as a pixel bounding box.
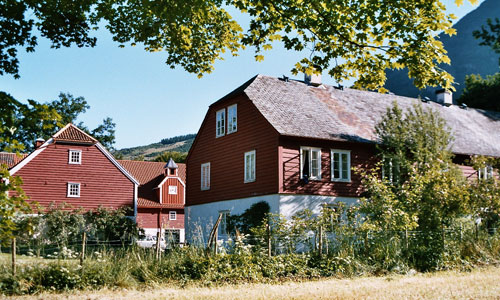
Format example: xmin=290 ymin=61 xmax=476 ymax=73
xmin=9 ymin=123 xmax=139 ymax=214
xmin=185 ymin=74 xmax=500 ymax=242
xmin=119 ymin=159 xmax=186 ymax=243
xmin=7 ymin=123 xmax=186 ymax=242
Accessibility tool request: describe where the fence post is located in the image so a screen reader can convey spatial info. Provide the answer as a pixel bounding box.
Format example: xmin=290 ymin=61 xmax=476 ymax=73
xmin=11 ymin=237 xmax=16 ymax=276
xmin=318 ymin=226 xmax=323 ymax=258
xmin=155 ymin=231 xmax=161 ymax=260
xmin=405 ymin=229 xmax=409 ymax=250
xmin=266 ymin=223 xmax=272 ymax=257
xmin=80 ymin=232 xmax=87 ymax=265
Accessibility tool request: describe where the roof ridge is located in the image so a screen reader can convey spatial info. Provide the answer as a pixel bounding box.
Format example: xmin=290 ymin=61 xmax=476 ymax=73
xmin=52 ymin=123 xmax=98 ymax=143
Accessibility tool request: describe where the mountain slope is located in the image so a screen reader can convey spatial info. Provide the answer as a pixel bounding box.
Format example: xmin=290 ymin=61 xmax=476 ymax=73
xmin=114 ymin=134 xmax=195 ymax=160
xmin=384 ymin=0 xmax=500 ymax=99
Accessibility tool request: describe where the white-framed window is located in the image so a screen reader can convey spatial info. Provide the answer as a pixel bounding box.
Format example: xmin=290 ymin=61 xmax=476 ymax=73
xmin=68 ymin=150 xmax=82 ymax=164
xmin=300 ymin=147 xmax=321 ymax=180
xmin=67 ymin=182 xmax=80 ymax=197
xmin=218 ymin=210 xmax=230 ymax=236
xmin=381 ymin=156 xmax=400 ymax=184
xmin=244 ymin=150 xmax=256 ymax=183
xmin=216 ymin=109 xmax=226 ymax=137
xmin=169 ymin=211 xmax=177 ymax=220
xmin=201 ymin=162 xmax=211 ymax=190
xmin=168 ymin=185 xmax=178 ymax=195
xmin=478 ymin=165 xmax=494 ymax=180
xmin=227 ymin=104 xmax=237 ymax=134
xmin=331 ymin=149 xmax=351 ymax=182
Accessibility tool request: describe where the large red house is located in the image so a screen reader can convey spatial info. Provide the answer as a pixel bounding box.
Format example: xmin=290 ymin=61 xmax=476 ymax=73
xmin=119 ymin=159 xmax=186 ymax=243
xmin=185 ymin=74 xmax=500 ymax=242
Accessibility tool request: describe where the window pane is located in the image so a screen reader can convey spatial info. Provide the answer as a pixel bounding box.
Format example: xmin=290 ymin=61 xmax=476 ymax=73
xmin=302 ymin=149 xmax=310 ymax=178
xmin=341 ymin=153 xmax=348 ymax=179
xmin=311 ymin=150 xmax=319 ymax=178
xmin=333 ymin=153 xmax=340 ymax=178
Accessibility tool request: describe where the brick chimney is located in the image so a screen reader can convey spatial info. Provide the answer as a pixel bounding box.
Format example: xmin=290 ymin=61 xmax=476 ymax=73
xmin=35 ymin=138 xmax=45 ymax=149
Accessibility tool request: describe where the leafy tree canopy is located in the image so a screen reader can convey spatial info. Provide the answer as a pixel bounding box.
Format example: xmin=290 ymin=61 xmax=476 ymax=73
xmin=0 ymin=92 xmax=116 ymax=152
xmin=1 ymin=0 xmax=477 ymax=91
xmin=358 ymin=103 xmax=469 ymax=233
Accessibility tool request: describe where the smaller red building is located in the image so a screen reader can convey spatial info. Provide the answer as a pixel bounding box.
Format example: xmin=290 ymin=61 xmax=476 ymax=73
xmin=119 ymin=159 xmax=186 ymax=243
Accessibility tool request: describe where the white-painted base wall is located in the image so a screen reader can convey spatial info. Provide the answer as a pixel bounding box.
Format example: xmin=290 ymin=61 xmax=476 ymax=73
xmin=185 ymin=194 xmax=358 ymax=244
xmin=142 ymin=228 xmax=185 ymax=244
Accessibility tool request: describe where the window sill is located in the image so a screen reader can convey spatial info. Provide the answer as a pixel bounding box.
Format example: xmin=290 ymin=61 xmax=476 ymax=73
xmin=244 ymin=179 xmax=256 ymax=183
xmin=331 ymin=179 xmax=351 ymax=183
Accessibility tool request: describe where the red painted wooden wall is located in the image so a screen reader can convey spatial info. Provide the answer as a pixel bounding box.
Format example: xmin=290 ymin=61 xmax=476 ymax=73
xmin=13 ymin=143 xmax=135 ymax=212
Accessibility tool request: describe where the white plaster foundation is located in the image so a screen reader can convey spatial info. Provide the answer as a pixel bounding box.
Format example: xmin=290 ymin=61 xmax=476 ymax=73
xmin=185 ymin=194 xmax=358 ymax=244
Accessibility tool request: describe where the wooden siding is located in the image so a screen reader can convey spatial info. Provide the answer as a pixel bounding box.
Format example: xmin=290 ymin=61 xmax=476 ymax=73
xmin=137 ymin=208 xmax=184 ymax=229
xmin=187 ymin=94 xmax=280 ymax=206
xmin=14 ymin=143 xmax=134 ymax=212
xmin=161 ymin=177 xmax=184 ymax=205
xmin=280 ymin=137 xmax=377 ymax=197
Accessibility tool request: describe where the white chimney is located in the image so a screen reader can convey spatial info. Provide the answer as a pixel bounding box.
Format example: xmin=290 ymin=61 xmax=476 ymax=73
xmin=304 ymin=73 xmax=322 ymax=87
xmin=435 ymin=89 xmax=453 ymax=106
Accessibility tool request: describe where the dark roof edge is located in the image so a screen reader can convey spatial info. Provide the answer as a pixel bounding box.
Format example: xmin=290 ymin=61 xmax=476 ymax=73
xmin=209 ymin=74 xmax=259 ymax=107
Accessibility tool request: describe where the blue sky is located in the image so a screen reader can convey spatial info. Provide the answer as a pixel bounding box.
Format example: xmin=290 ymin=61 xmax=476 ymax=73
xmin=0 ymin=1 xmax=485 ymax=149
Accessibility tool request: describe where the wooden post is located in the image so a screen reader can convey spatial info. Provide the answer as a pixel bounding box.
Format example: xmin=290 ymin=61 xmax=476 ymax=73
xmin=80 ymin=232 xmax=87 ymax=265
xmin=11 ymin=238 xmax=16 ymax=276
xmin=207 ymin=213 xmax=223 ymax=254
xmin=155 ymin=231 xmax=161 ymax=260
xmin=405 ymin=229 xmax=409 ymax=250
xmin=266 ymin=223 xmax=271 ymax=257
xmin=318 ymin=226 xmax=323 ymax=258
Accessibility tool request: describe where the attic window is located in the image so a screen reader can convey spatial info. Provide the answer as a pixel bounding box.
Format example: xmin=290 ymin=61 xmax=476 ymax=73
xmin=216 ymin=109 xmax=225 ymax=137
xmin=227 ymin=104 xmax=237 ymax=134
xmin=68 ymin=150 xmax=81 ymax=164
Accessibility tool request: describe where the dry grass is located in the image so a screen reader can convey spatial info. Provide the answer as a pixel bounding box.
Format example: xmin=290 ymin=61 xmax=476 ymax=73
xmin=6 ymin=266 xmax=500 ymax=300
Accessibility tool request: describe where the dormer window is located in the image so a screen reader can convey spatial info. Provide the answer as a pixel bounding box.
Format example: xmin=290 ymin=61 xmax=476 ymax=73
xmin=216 ymin=109 xmax=226 ymax=137
xmin=227 ymin=104 xmax=237 ymax=134
xmin=68 ymin=150 xmax=81 ymax=164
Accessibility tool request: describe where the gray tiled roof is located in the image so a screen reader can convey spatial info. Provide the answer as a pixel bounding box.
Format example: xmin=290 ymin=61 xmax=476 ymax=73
xmin=240 ymin=75 xmax=500 ymax=157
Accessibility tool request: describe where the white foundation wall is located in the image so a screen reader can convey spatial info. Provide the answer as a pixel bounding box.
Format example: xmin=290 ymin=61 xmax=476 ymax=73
xmin=142 ymin=228 xmax=185 ymax=244
xmin=185 ymin=194 xmax=358 ymax=244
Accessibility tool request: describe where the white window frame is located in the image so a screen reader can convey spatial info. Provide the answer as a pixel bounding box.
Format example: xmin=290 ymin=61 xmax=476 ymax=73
xmin=227 ymin=104 xmax=238 ymax=134
xmin=216 ymin=109 xmax=226 ymax=138
xmin=478 ymin=165 xmax=494 ymax=180
xmin=201 ymin=162 xmax=211 ymax=190
xmin=300 ymin=147 xmax=322 ymax=180
xmin=218 ymin=210 xmax=230 ymax=236
xmin=169 ymin=211 xmax=177 ymax=221
xmin=68 ymin=150 xmax=82 ymax=164
xmin=168 ymin=185 xmax=178 ymax=195
xmin=67 ymin=182 xmax=81 ymax=198
xmin=331 ymin=149 xmax=351 ymax=182
xmin=244 ymin=150 xmax=256 ymax=183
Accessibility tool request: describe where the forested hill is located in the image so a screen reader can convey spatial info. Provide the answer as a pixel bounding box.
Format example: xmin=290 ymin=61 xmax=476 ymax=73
xmin=114 ymin=134 xmax=196 ymax=160
xmin=384 ymin=0 xmax=500 ymax=99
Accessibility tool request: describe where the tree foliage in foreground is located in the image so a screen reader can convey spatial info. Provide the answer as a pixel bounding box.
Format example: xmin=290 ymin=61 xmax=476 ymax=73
xmin=356 ymin=103 xmax=470 ymax=269
xmin=1 ymin=0 xmax=477 ymax=90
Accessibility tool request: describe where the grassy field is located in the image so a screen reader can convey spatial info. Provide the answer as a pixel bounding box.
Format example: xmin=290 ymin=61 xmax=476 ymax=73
xmin=8 ymin=266 xmax=500 ymax=300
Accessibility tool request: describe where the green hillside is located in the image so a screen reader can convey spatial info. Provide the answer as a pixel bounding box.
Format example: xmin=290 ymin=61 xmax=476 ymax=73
xmin=384 ymin=0 xmax=500 ymax=100
xmin=114 ymin=134 xmax=196 ymax=160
